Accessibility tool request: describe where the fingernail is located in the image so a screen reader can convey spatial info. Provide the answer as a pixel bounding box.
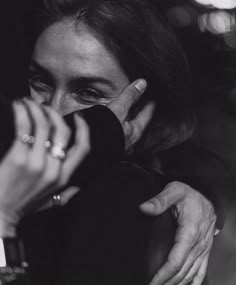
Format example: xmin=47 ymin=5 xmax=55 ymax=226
xmin=140 ymin=202 xmax=155 ymax=212
xmin=134 ymin=79 xmax=147 ymax=93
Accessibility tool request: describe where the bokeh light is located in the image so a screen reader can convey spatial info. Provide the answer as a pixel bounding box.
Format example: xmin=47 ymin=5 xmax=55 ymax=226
xmin=194 ymin=0 xmax=212 ymax=5
xmin=194 ymin=0 xmax=236 ymax=9
xmin=198 ymin=11 xmax=236 ymax=34
xmin=211 ymin=0 xmax=236 ymax=9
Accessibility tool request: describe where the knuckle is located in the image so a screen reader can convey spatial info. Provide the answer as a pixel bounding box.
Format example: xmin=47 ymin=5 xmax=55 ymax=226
xmin=167 ymin=259 xmax=182 ymax=274
xmin=127 ymin=91 xmax=138 ymax=106
xmin=175 ymin=272 xmax=185 ymax=283
xmin=198 ymin=271 xmax=206 ymax=280
xmin=183 ymin=276 xmax=193 ymax=284
xmin=194 ymin=272 xmax=205 ymax=284
xmin=157 ymin=196 xmax=167 ymax=211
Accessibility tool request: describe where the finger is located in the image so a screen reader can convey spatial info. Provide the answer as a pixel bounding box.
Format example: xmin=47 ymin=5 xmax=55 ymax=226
xmin=23 ymin=99 xmax=50 ymax=159
xmin=107 ymin=79 xmax=147 ymax=123
xmin=149 ymin=225 xmax=198 ymax=285
xmin=164 ymin=246 xmax=204 ymax=285
xmin=125 ymin=100 xmax=155 ymax=147
xmin=42 ymin=106 xmax=71 ymax=185
xmin=36 ymin=186 xmax=80 ymax=211
xmin=13 ymin=101 xmax=32 ymax=137
xmin=178 ymin=255 xmax=206 ymax=285
xmin=61 ymin=114 xmax=90 ymax=184
xmin=174 ymin=252 xmax=207 ymax=285
xmin=129 ymin=100 xmax=155 ymax=138
xmin=11 ymin=102 xmax=32 ymax=157
xmin=43 ymin=106 xmax=71 ymax=149
xmin=166 ymin=222 xmax=214 ymax=285
xmin=140 ymin=182 xmax=186 ymax=215
xmin=191 ymin=254 xmax=210 ymax=285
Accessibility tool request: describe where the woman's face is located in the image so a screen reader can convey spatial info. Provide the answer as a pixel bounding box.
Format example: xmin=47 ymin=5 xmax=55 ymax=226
xmin=29 ymin=19 xmax=130 ymax=115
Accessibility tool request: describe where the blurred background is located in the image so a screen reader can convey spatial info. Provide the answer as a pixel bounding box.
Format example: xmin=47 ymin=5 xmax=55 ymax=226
xmin=155 ymin=1 xmax=236 ymax=284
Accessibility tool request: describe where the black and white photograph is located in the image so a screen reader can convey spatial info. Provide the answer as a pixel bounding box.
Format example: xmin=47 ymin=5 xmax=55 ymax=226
xmin=0 ymin=0 xmax=235 ymax=284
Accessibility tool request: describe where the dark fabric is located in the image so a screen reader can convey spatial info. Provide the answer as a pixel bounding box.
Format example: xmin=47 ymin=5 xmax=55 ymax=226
xmin=19 ymin=162 xmax=176 ymax=285
xmin=65 ymin=105 xmax=125 ymax=187
xmin=159 ymin=141 xmax=233 ymax=229
xmin=0 ymin=3 xmax=29 ymax=101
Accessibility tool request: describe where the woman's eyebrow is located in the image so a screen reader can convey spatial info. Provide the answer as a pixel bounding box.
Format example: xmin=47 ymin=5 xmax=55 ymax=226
xmin=29 ymin=60 xmax=117 ymax=91
xmin=69 ymin=76 xmax=117 ymax=91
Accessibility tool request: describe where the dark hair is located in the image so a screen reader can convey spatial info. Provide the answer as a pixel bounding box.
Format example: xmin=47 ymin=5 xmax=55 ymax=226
xmin=28 ymin=0 xmax=194 ymax=157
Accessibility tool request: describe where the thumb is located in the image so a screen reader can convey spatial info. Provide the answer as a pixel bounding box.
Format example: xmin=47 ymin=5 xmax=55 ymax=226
xmin=140 ymin=182 xmax=186 ymax=215
xmin=107 ymin=79 xmax=147 ymax=123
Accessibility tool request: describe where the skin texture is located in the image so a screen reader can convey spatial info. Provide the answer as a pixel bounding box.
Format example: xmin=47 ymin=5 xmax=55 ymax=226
xmin=0 ymin=101 xmax=90 ymax=237
xmin=29 ymin=19 xmax=216 ymax=285
xmin=29 ymin=20 xmax=130 ymax=115
xmin=141 ymin=182 xmax=216 ymax=285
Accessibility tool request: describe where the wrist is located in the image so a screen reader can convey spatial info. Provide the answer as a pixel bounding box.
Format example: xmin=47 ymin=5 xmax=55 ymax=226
xmin=0 ymin=212 xmax=17 ymax=238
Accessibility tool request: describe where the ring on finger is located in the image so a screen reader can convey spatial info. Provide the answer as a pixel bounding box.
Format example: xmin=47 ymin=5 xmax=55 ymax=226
xmin=52 ymin=194 xmax=62 ymax=207
xmin=45 ymin=140 xmax=52 ymax=149
xmin=19 ymin=134 xmax=35 ymax=145
xmin=49 ymin=143 xmax=67 ymax=161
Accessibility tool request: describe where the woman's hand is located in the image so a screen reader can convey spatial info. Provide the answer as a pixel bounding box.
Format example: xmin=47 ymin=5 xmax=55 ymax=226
xmin=0 ymin=100 xmax=90 ymax=237
xmin=140 ymin=181 xmax=217 ymax=285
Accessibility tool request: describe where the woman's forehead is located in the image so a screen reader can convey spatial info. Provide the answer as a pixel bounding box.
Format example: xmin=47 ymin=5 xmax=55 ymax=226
xmin=32 ymin=20 xmax=128 ymax=86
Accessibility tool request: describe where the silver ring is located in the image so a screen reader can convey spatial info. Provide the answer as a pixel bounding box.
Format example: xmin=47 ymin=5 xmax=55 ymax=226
xmin=52 ymin=195 xmax=62 ymax=207
xmin=19 ymin=134 xmax=35 ymax=145
xmin=45 ymin=140 xmax=52 ymax=149
xmin=50 ymin=144 xmax=66 ymax=161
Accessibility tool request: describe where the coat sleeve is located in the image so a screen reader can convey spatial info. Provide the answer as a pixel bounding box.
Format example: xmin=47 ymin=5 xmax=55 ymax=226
xmin=65 ymin=105 xmax=125 ymax=186
xmin=159 ymin=141 xmax=233 ymax=230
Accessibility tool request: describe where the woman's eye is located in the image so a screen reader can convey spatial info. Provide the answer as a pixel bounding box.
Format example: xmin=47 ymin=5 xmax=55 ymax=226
xmin=72 ymin=88 xmax=109 ymax=105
